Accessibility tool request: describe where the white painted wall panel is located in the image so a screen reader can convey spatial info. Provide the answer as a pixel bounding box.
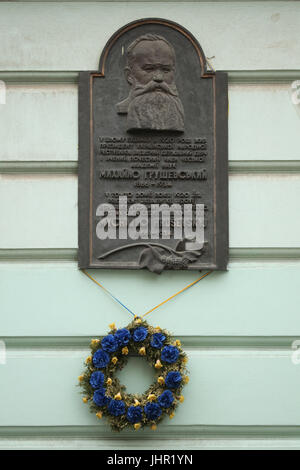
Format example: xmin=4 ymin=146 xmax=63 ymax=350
xmin=1 ymin=263 xmax=300 ymax=337
xmin=0 ymin=3 xmax=299 ymax=71
xmin=0 ymin=174 xmax=77 ymax=248
xmin=1 ymin=174 xmax=300 ymax=248
xmin=229 ymin=174 xmax=300 ymax=247
xmin=0 ymin=85 xmax=77 ymax=161
xmin=1 ymin=84 xmax=299 ymax=161
xmin=0 ymin=350 xmax=299 ymax=426
xmin=229 ymin=84 xmax=300 ymax=161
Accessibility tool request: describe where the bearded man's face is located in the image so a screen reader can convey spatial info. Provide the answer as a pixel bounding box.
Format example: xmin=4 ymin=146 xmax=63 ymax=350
xmin=125 ymin=39 xmax=184 ymax=132
xmin=127 ymin=40 xmax=176 ymax=89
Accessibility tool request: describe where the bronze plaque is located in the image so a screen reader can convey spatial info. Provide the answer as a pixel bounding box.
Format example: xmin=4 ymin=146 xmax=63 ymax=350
xmin=78 ymin=18 xmax=228 ymax=273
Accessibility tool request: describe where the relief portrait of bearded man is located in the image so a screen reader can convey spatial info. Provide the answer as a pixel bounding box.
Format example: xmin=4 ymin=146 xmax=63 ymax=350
xmin=116 ymin=34 xmax=185 ymax=132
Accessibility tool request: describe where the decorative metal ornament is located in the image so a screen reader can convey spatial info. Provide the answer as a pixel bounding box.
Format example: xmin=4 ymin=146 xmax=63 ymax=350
xmin=79 ymin=318 xmax=189 ymax=431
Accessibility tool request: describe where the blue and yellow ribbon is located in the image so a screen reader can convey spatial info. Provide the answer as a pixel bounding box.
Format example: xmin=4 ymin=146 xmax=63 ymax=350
xmin=82 ymin=270 xmax=136 ymax=317
xmin=82 ymin=269 xmax=212 ymax=318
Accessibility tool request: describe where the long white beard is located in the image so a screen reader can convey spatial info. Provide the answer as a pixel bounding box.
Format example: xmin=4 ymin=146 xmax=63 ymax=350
xmin=127 ymin=82 xmax=184 ymax=132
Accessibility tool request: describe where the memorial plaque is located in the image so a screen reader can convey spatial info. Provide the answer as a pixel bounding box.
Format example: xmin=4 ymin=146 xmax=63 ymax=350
xmin=78 ymin=18 xmax=228 ymax=273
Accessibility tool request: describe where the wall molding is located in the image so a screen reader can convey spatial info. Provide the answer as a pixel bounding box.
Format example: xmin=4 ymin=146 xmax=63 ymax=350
xmin=1 ymin=436 xmax=300 ymax=450
xmin=0 ymin=72 xmax=78 ymax=84
xmin=228 ymin=70 xmax=300 ymax=84
xmin=2 ymin=335 xmax=298 ymax=349
xmin=1 ymin=0 xmax=291 ymax=3
xmin=0 ymin=248 xmax=300 ymax=262
xmin=1 ymin=160 xmax=300 ymax=175
xmin=229 ymin=161 xmax=300 ymax=174
xmin=0 ymin=70 xmax=299 ymax=84
xmin=0 ymin=425 xmax=300 ymax=439
xmin=0 ymin=248 xmax=77 ymax=261
xmin=230 ymin=247 xmax=300 ymax=260
xmin=0 ymin=161 xmax=78 ymax=174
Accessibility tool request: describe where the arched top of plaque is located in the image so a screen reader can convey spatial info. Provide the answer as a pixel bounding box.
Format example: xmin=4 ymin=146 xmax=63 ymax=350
xmin=98 ymin=18 xmax=209 ymax=78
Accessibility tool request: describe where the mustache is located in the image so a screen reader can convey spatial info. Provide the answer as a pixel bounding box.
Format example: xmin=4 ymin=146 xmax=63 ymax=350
xmin=133 ymin=80 xmax=179 ymax=97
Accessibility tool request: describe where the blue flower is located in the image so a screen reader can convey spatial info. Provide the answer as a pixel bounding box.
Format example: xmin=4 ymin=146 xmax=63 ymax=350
xmin=150 ymin=333 xmax=166 ymax=349
xmin=101 ymin=334 xmax=119 ymax=353
xmin=104 ymin=395 xmax=112 ymax=406
xmin=115 ymin=328 xmax=131 ymax=346
xmin=89 ymin=371 xmax=105 ymax=389
xmin=158 ymin=390 xmax=174 ymax=408
xmin=165 ymin=371 xmax=182 ymax=389
xmin=93 ymin=349 xmax=110 ymax=368
xmin=144 ymin=402 xmax=162 ymax=420
xmin=133 ymin=327 xmax=148 ymax=342
xmin=93 ymin=387 xmax=107 ymax=407
xmin=108 ymin=399 xmax=126 ymax=416
xmin=127 ymin=406 xmax=142 ymax=424
xmin=161 ymin=345 xmax=179 ymax=364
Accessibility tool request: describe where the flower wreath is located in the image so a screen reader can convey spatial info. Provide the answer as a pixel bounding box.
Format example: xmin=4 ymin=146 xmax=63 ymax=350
xmin=78 ymin=317 xmax=189 ymax=431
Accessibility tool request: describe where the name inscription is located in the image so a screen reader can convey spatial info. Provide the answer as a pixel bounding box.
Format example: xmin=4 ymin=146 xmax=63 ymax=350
xmin=96 ymin=136 xmax=207 ymax=189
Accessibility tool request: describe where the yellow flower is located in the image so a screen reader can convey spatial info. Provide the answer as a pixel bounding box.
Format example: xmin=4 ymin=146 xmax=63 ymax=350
xmin=148 ymin=394 xmax=156 ymax=402
xmin=175 ymin=340 xmax=181 ymax=347
xmin=139 ymin=347 xmax=146 ymax=356
xmin=106 ymin=378 xmax=112 ymax=386
xmin=151 ymin=424 xmax=157 ymax=430
xmin=182 ymin=356 xmax=188 ymax=364
xmin=109 ymin=322 xmax=116 ymax=330
xmin=155 ymin=326 xmax=161 ymax=331
xmin=135 ymin=318 xmax=142 ymax=325
xmin=96 ymin=411 xmax=102 ymax=419
xmin=183 ymin=376 xmax=189 ymax=384
xmin=169 ymin=412 xmax=175 ymax=419
xmin=157 ymin=376 xmax=165 ymax=385
xmin=82 ymin=397 xmax=88 ymax=403
xmin=134 ymin=423 xmax=141 ymax=430
xmin=111 ymin=356 xmax=118 ymax=365
xmin=78 ymin=375 xmax=84 ymax=382
xmin=154 ymin=359 xmax=162 ymax=369
xmin=85 ymin=356 xmax=92 ymax=364
xmin=179 ymin=395 xmax=184 ymax=403
xmin=91 ymin=339 xmax=100 ymax=346
xmin=122 ymin=347 xmax=129 ymax=355
xmin=134 ymin=399 xmax=140 ymax=407
xmin=114 ymin=392 xmax=122 ymax=400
